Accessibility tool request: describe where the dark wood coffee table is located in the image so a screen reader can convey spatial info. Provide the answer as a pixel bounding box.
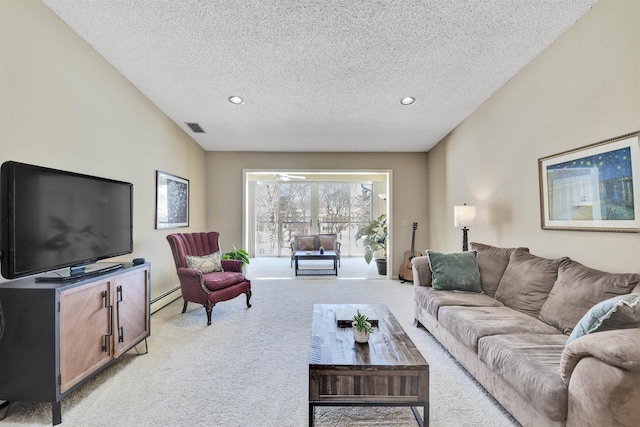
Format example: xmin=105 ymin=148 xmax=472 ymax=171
xmin=294 ymin=250 xmax=338 ymax=276
xmin=309 ymin=304 xmax=429 ymax=426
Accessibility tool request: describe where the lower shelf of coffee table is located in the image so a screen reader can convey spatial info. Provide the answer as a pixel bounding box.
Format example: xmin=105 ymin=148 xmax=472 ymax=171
xmin=296 ymin=269 xmax=337 ymax=276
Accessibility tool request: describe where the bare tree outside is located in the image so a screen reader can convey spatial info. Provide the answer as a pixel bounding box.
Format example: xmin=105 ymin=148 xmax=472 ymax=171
xmin=319 ymin=183 xmax=350 ymax=235
xmin=255 ymin=183 xmax=280 ymax=255
xmin=255 ymin=181 xmax=372 ymax=256
xmin=279 ymin=183 xmax=311 ymax=253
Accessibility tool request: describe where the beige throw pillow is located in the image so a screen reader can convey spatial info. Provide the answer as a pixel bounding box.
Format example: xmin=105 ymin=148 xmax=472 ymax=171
xmin=297 ymin=236 xmax=315 ymax=251
xmin=185 ymin=252 xmax=223 ymax=273
xmin=318 ymin=235 xmax=336 ymax=250
xmin=494 ymin=249 xmax=569 ymax=318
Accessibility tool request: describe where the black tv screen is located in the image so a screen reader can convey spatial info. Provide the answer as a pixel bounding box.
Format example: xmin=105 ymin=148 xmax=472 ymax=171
xmin=0 ymin=161 xmax=133 ymax=279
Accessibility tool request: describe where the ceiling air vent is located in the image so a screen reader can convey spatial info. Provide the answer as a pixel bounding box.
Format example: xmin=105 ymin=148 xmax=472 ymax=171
xmin=185 ymin=122 xmax=205 ymax=133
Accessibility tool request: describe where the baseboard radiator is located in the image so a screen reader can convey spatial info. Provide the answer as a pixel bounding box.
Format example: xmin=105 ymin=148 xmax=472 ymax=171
xmin=150 ymin=286 xmax=181 ymax=314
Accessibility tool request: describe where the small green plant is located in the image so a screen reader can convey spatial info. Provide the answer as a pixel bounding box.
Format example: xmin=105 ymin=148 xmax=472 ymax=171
xmin=319 ymin=246 xmax=325 ymax=253
xmin=352 ymin=310 xmax=374 ymax=333
xmin=221 ymin=246 xmax=250 ymax=266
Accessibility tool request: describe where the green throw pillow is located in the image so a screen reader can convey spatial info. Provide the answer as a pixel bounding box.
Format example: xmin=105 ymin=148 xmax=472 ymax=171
xmin=427 ymin=250 xmax=482 ymax=293
xmin=567 ymin=293 xmax=640 ymax=344
xmin=185 ymin=252 xmax=223 ymax=273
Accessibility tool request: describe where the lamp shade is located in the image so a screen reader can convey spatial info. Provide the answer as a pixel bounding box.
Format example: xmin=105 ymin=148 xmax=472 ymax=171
xmin=454 ymin=205 xmax=476 ymax=228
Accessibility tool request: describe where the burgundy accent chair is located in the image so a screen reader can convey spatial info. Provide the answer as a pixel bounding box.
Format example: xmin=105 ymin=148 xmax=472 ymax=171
xmin=167 ymin=232 xmax=252 ymax=325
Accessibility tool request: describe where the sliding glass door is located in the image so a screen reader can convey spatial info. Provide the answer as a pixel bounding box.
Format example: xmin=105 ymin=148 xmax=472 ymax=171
xmin=254 ymin=181 xmax=372 ymax=256
xmin=317 ymin=183 xmax=371 ymax=256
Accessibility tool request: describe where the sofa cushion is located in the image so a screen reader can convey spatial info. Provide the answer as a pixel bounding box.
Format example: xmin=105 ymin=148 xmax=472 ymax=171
xmin=567 ymin=293 xmax=640 ymax=344
xmin=318 ymin=235 xmax=337 ymax=250
xmin=437 ymin=306 xmax=560 ymax=352
xmin=478 ymin=334 xmax=568 ymax=421
xmin=539 ymin=260 xmax=640 ymax=334
xmin=470 ymin=242 xmax=529 ymax=297
xmin=297 ymin=236 xmax=315 ymax=250
xmin=414 ymin=286 xmax=503 ymax=319
xmin=494 ymin=249 xmax=569 ymax=317
xmin=427 ymin=250 xmax=482 ymax=292
xmin=203 ymin=271 xmax=246 ymax=291
xmin=185 ymin=252 xmax=223 ymax=273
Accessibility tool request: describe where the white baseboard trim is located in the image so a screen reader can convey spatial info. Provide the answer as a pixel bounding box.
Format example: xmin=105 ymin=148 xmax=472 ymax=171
xmin=150 ymin=286 xmax=181 ymax=314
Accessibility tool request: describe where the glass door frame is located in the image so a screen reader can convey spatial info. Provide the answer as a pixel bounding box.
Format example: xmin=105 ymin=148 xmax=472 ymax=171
xmin=243 ymin=169 xmax=392 ymax=276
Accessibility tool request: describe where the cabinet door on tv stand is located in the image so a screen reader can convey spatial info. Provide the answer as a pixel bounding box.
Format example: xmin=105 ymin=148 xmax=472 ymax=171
xmin=113 ymin=267 xmax=150 ymax=358
xmin=59 ymin=279 xmax=113 ymax=394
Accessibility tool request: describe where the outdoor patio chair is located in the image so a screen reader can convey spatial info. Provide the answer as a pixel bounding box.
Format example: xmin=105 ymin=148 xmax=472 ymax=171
xmin=290 ymin=234 xmax=341 ymax=267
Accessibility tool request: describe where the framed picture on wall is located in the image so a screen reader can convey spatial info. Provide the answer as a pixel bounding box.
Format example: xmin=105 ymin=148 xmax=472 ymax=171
xmin=538 ymin=131 xmax=640 ymax=232
xmin=155 ymin=171 xmax=189 ymax=229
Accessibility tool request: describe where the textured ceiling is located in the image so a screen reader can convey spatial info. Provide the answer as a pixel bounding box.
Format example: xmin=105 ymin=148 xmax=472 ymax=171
xmin=42 ymin=0 xmax=598 ymax=152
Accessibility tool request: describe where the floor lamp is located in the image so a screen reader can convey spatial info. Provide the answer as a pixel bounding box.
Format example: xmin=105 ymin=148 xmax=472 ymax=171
xmin=454 ymin=204 xmax=476 ymax=251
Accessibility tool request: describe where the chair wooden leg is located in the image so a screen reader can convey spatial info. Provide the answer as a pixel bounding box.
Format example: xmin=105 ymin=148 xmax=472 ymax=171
xmin=204 ymin=301 xmax=215 ymax=326
xmin=182 ymin=299 xmax=188 ymax=313
xmin=246 ymin=290 xmax=252 ymax=308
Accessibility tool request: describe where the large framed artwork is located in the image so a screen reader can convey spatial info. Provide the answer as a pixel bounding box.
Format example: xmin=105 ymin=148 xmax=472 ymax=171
xmin=155 ymin=171 xmax=189 ymax=229
xmin=538 ymin=131 xmax=639 ymax=232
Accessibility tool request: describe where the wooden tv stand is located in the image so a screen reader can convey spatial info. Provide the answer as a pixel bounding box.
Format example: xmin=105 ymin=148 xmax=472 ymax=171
xmin=0 ymin=262 xmax=151 ymax=425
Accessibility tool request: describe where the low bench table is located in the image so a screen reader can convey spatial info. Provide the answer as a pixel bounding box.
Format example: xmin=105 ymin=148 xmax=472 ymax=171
xmin=309 ymin=304 xmax=429 ymax=426
xmin=294 ymin=250 xmax=338 ymax=276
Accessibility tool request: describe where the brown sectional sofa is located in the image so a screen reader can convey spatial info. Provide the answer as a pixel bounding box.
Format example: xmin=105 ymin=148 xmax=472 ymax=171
xmin=411 ymin=242 xmax=640 ymax=427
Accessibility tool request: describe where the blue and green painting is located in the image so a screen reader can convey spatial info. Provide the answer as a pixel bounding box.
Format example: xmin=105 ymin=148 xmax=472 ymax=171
xmin=547 ymin=146 xmax=635 ymax=221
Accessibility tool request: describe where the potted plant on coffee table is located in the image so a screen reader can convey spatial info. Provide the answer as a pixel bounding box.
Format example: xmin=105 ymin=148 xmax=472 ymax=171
xmin=352 ymin=310 xmax=374 ymax=343
xmin=356 ymin=213 xmax=388 ymax=275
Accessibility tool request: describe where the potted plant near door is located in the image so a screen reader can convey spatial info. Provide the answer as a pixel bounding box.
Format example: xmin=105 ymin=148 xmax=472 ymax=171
xmin=221 ymin=246 xmax=250 ymax=266
xmin=222 ymin=246 xmax=250 ymax=275
xmin=356 ymin=214 xmax=388 ymax=275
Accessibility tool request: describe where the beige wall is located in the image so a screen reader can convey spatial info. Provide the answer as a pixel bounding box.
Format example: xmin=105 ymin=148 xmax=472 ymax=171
xmin=427 ymin=0 xmax=640 ymax=273
xmin=0 ymin=1 xmax=207 ymax=297
xmin=5 ymin=0 xmax=633 ymax=295
xmin=205 ymin=152 xmax=429 ymax=276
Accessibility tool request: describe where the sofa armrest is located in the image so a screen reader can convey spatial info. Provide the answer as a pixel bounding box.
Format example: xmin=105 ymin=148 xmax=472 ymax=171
xmin=562 ymin=329 xmax=640 ymax=426
xmin=176 ymin=267 xmax=210 ymax=295
xmin=566 ymin=356 xmax=640 ymax=427
xmin=411 ymin=255 xmax=432 ymax=287
xmin=560 ymin=328 xmax=640 ymax=385
xmin=177 ymin=266 xmax=202 ymax=279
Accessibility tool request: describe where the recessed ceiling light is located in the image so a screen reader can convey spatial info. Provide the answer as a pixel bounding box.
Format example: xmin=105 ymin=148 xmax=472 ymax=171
xmin=228 ymin=96 xmax=244 ymax=105
xmin=400 ymin=97 xmax=415 ymax=105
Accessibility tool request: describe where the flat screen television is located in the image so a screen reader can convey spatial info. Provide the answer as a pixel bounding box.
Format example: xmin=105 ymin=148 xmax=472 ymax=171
xmin=0 ymin=161 xmax=133 ymax=281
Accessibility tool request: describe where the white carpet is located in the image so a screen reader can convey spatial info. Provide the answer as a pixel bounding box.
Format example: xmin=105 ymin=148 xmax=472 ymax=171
xmin=2 ymin=279 xmax=519 ymax=426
